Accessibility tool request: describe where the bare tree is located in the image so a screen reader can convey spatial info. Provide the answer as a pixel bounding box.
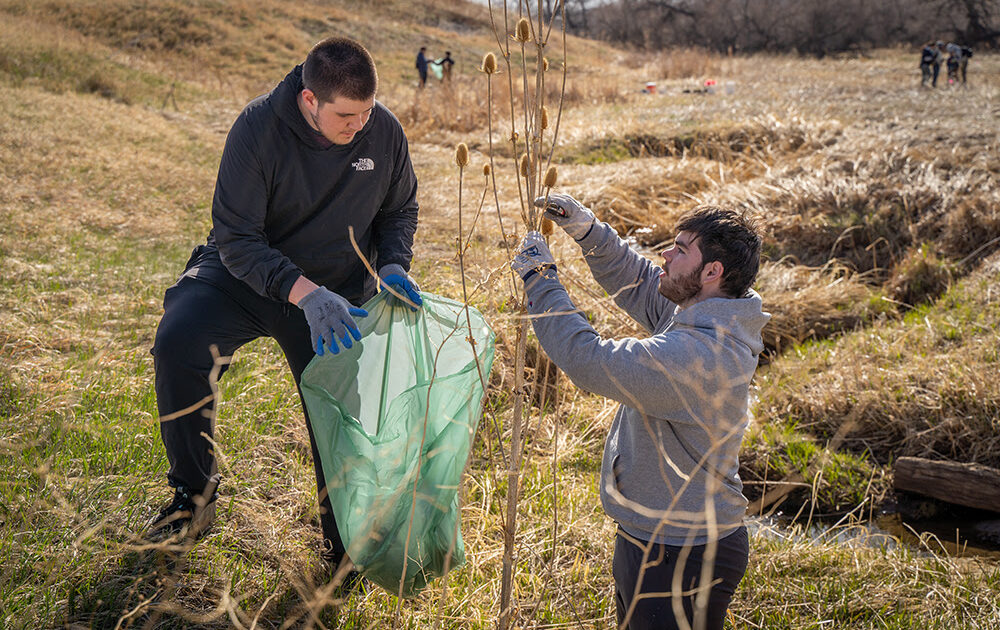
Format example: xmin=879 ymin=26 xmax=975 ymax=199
xmin=567 ymin=0 xmax=999 ymax=53
xmin=946 ymin=0 xmax=1000 ymax=44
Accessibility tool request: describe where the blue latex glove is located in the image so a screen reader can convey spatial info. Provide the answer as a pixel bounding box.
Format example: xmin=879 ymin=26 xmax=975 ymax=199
xmin=378 ymin=263 xmax=423 ymax=311
xmin=298 ymin=286 xmax=368 ymax=356
xmin=511 ymin=231 xmax=557 ymax=280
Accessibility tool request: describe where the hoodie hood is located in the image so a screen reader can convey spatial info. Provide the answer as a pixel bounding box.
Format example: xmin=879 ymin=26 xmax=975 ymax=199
xmin=269 ymin=65 xmax=375 ymax=150
xmin=670 ymin=289 xmax=770 ymax=357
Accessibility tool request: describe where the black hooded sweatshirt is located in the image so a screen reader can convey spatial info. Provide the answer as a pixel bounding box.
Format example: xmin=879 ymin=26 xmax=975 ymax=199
xmin=190 ymin=65 xmax=419 ymax=305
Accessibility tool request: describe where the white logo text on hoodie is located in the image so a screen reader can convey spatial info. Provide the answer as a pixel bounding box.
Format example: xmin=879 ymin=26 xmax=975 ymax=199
xmin=352 ymin=158 xmax=375 ymax=171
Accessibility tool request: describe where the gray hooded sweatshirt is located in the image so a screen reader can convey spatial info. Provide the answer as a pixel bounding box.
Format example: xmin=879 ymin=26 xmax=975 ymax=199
xmin=524 ymin=221 xmax=770 ymax=546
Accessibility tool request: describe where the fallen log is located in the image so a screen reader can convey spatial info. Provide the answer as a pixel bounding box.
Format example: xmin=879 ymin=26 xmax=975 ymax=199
xmin=893 ymin=456 xmax=1000 ymax=513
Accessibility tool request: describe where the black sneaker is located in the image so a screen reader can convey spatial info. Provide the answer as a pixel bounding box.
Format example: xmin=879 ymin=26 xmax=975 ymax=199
xmin=147 ymin=482 xmax=218 ymax=541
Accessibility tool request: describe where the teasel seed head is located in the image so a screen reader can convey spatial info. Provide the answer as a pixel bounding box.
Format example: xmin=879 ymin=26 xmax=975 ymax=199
xmin=543 ymin=57 xmax=550 ymax=71
xmin=515 ymin=18 xmax=531 ymax=43
xmin=481 ymin=52 xmax=497 ymax=75
xmin=483 ymin=162 xmax=492 ymax=176
xmin=541 ymin=217 xmax=555 ymax=236
xmin=455 ymin=143 xmax=470 ymax=168
xmin=544 ymin=165 xmax=558 ymax=188
xmin=540 ymin=106 xmax=549 ymax=130
xmin=519 ymin=153 xmax=530 ymax=177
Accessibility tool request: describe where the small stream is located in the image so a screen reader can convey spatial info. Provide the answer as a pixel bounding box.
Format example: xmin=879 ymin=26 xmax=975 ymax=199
xmin=747 ymin=511 xmax=1000 ymax=560
xmin=873 ymin=512 xmax=1000 ymax=560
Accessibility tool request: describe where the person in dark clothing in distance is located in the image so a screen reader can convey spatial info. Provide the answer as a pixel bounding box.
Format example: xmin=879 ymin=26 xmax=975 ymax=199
xmin=945 ymin=41 xmax=971 ymax=85
xmin=929 ymin=41 xmax=946 ymax=87
xmin=148 ymin=37 xmax=422 ymax=585
xmin=958 ymin=45 xmax=972 ymax=84
xmin=919 ymin=41 xmax=941 ymax=88
xmin=433 ymin=51 xmax=455 ymax=83
xmin=416 ymin=46 xmax=429 ymax=88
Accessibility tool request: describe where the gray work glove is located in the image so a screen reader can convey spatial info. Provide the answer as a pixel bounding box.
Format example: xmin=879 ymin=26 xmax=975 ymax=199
xmin=298 ymin=287 xmax=368 ymax=356
xmin=534 ymin=193 xmax=596 ymax=241
xmin=511 ymin=231 xmax=557 ymax=280
xmin=378 ymin=263 xmax=423 ymax=311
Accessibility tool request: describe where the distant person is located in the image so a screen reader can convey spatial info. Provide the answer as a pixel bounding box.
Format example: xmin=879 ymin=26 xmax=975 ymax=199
xmin=945 ymin=42 xmax=972 ymax=85
xmin=933 ymin=41 xmax=946 ymax=87
xmin=945 ymin=43 xmax=960 ymax=84
xmin=433 ymin=51 xmax=455 ymax=84
xmin=919 ymin=41 xmax=941 ymax=88
xmin=148 ymin=36 xmax=421 ymax=586
xmin=959 ymin=45 xmax=973 ymax=84
xmin=416 ymin=46 xmax=429 ymax=88
xmin=513 ymin=194 xmax=768 ymax=630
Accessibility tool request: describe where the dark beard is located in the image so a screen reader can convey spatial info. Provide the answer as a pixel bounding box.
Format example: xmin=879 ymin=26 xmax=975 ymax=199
xmin=660 ymin=266 xmax=703 ymax=304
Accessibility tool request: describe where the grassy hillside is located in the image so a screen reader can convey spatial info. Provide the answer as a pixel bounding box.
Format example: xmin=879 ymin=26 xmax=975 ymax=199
xmin=2 ymin=0 xmax=1000 ymax=628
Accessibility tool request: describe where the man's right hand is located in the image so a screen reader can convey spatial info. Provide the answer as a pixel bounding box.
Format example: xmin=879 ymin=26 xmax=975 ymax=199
xmin=297 ymin=287 xmax=368 ymax=356
xmin=534 ymin=193 xmax=596 ymax=241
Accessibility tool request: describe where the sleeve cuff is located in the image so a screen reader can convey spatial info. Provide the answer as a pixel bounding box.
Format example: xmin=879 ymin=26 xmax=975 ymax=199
xmin=278 ymin=270 xmax=304 ymax=303
xmin=522 ymin=266 xmax=561 ymax=298
xmin=574 ymin=220 xmax=596 ymax=242
xmin=520 ymin=264 xmax=558 ymax=284
xmin=575 ymin=220 xmax=607 ymax=249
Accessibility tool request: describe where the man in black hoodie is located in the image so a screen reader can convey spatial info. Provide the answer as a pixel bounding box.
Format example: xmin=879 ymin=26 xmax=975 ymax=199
xmin=148 ymin=37 xmax=421 ymax=579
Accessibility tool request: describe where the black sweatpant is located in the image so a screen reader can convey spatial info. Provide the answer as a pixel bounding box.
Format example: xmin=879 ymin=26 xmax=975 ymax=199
xmin=613 ymin=525 xmax=749 ymax=630
xmin=152 ymin=257 xmax=353 ymax=561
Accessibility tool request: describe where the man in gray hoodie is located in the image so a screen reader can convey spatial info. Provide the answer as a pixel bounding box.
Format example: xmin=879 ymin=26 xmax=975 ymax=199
xmin=512 ymin=194 xmax=768 ymax=630
xmin=148 ymin=37 xmax=421 ymax=582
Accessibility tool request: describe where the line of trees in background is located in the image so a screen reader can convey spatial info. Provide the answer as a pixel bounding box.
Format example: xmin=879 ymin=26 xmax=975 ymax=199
xmin=546 ymin=0 xmax=999 ymax=54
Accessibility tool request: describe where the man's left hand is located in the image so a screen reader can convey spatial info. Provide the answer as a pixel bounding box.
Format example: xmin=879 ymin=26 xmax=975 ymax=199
xmin=378 ymin=263 xmax=423 ymax=311
xmin=511 ymin=231 xmax=556 ymax=280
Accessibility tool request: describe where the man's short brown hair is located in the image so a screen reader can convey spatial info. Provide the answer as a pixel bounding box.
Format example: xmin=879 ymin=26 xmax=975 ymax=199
xmin=303 ymin=37 xmax=378 ymax=103
xmin=676 ymin=206 xmax=762 ymax=298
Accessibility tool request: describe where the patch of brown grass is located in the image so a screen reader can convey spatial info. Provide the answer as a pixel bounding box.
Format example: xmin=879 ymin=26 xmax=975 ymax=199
xmin=886 ymin=244 xmax=955 ymax=307
xmin=394 ymin=78 xmax=497 ymax=142
xmin=757 ymin=252 xmax=1000 ymax=467
xmin=754 ymin=261 xmax=878 ymax=357
xmin=756 ymin=147 xmax=1000 ymax=279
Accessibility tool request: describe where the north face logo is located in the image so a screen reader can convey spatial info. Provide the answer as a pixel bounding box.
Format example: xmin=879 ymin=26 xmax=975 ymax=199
xmin=352 ymin=158 xmax=375 ymax=171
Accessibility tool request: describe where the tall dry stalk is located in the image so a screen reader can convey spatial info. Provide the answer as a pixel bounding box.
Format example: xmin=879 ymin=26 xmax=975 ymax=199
xmin=481 ymin=2 xmax=569 ymax=627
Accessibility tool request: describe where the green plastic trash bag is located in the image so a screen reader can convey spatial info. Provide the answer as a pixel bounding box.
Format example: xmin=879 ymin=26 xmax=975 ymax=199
xmin=429 ymin=61 xmax=443 ymax=80
xmin=300 ymin=290 xmax=495 ymax=598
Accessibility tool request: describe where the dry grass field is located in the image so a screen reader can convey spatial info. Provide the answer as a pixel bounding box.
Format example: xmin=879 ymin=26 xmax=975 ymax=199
xmin=2 ymin=0 xmax=1000 ymax=628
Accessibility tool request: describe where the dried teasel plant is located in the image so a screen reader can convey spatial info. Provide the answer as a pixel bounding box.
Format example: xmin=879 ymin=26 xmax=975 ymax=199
xmin=482 ymin=51 xmax=498 ymax=75
xmin=515 ymin=17 xmax=531 ymax=43
xmin=544 ymin=164 xmax=558 ymax=188
xmin=480 ymin=2 xmax=571 ymax=627
xmin=455 ymin=142 xmax=470 ymax=168
xmin=540 ymin=166 xmax=558 ymax=235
